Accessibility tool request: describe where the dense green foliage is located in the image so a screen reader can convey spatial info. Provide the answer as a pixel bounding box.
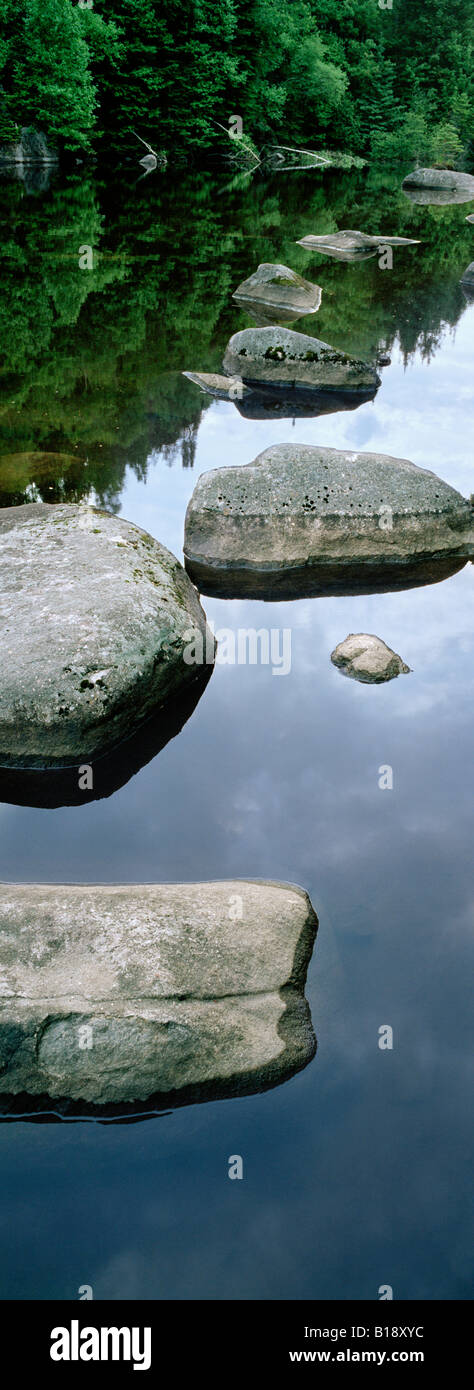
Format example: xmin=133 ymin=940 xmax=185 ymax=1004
xmin=0 ymin=0 xmax=473 ymax=158
xmin=0 ymin=164 xmax=472 ymax=509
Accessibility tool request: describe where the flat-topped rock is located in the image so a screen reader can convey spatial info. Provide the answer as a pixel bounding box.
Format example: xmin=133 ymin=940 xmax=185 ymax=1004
xmin=402 ymin=167 xmax=474 ymax=192
xmin=0 ymin=503 xmax=214 ymax=768
xmin=331 ymin=634 xmax=410 ymax=684
xmin=232 ymin=262 xmax=322 ymax=322
xmin=402 ymin=168 xmax=474 ymax=206
xmin=184 ymin=444 xmax=474 ymax=599
xmin=223 ymin=327 xmax=379 ymax=392
xmin=0 ymin=879 xmax=317 ymax=1113
xmin=297 ymin=229 xmax=419 ymax=260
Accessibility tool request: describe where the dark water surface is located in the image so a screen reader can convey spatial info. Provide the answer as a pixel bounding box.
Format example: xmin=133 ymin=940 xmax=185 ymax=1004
xmin=0 ymin=163 xmax=472 ymax=1299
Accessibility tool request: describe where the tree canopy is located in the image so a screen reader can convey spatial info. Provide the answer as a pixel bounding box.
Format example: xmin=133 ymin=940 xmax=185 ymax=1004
xmin=0 ymin=0 xmax=472 ymax=159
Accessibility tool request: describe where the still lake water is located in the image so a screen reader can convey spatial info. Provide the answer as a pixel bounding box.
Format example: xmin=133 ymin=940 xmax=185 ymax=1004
xmin=0 ymin=162 xmax=472 ymax=1300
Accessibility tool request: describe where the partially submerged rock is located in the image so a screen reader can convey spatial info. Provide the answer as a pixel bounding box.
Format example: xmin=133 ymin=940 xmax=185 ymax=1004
xmin=403 ymin=167 xmax=474 ymax=192
xmin=232 ymin=262 xmax=322 ymax=323
xmin=184 ymin=444 xmax=474 ymax=599
xmin=0 ymin=451 xmax=82 ymax=503
xmin=297 ymin=229 xmax=419 ymax=260
xmin=223 ymin=327 xmax=380 ymax=393
xmin=0 ymin=503 xmax=214 ymax=770
xmin=0 ymin=879 xmax=317 ymax=1117
xmin=402 ymin=168 xmax=474 ymax=206
xmin=182 ymin=371 xmax=252 ymax=402
xmin=331 ymin=634 xmax=410 ymax=684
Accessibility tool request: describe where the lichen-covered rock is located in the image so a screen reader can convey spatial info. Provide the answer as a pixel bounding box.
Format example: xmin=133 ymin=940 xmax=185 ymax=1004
xmin=331 ymin=634 xmax=410 ymax=684
xmin=0 ymin=879 xmax=317 ymax=1115
xmin=0 ymin=503 xmax=214 ymax=768
xmin=223 ymin=326 xmax=380 ymax=392
xmin=184 ymin=444 xmax=474 ymax=599
xmin=232 ymin=262 xmax=322 ymax=320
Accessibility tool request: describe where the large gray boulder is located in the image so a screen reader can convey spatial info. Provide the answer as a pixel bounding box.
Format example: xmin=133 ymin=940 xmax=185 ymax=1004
xmin=297 ymin=229 xmax=419 ymax=260
xmin=0 ymin=504 xmax=214 ymax=769
xmin=222 ymin=327 xmax=380 ymax=393
xmin=402 ymin=168 xmax=474 ymax=206
xmin=331 ymin=634 xmax=410 ymax=684
xmin=402 ymin=167 xmax=474 ymax=191
xmin=184 ymin=444 xmax=474 ymax=599
xmin=232 ymin=262 xmax=322 ymax=323
xmin=466 ymin=213 xmax=474 ymax=223
xmin=0 ymin=880 xmax=317 ymax=1115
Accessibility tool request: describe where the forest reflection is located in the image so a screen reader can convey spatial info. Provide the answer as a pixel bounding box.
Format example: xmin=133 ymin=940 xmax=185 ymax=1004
xmin=0 ymin=163 xmax=472 ymax=509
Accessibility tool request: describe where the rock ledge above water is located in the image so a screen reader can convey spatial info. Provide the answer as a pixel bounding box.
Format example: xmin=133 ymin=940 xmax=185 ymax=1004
xmin=0 ymin=879 xmax=317 ymax=1113
xmin=184 ymin=444 xmax=474 ymax=598
xmin=402 ymin=167 xmax=474 ymax=192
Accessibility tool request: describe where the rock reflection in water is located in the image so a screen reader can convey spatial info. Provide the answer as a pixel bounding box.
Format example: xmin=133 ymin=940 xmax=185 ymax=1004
xmin=183 ymin=371 xmax=379 ymax=419
xmin=403 ymin=186 xmax=474 ymax=207
xmin=233 ymin=383 xmax=379 ymax=419
xmin=186 ymin=550 xmax=470 ymax=602
xmin=0 ymin=669 xmax=212 ymax=809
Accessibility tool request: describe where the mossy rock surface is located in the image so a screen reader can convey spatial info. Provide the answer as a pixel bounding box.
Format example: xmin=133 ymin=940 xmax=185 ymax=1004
xmin=223 ymin=327 xmax=379 ymax=391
